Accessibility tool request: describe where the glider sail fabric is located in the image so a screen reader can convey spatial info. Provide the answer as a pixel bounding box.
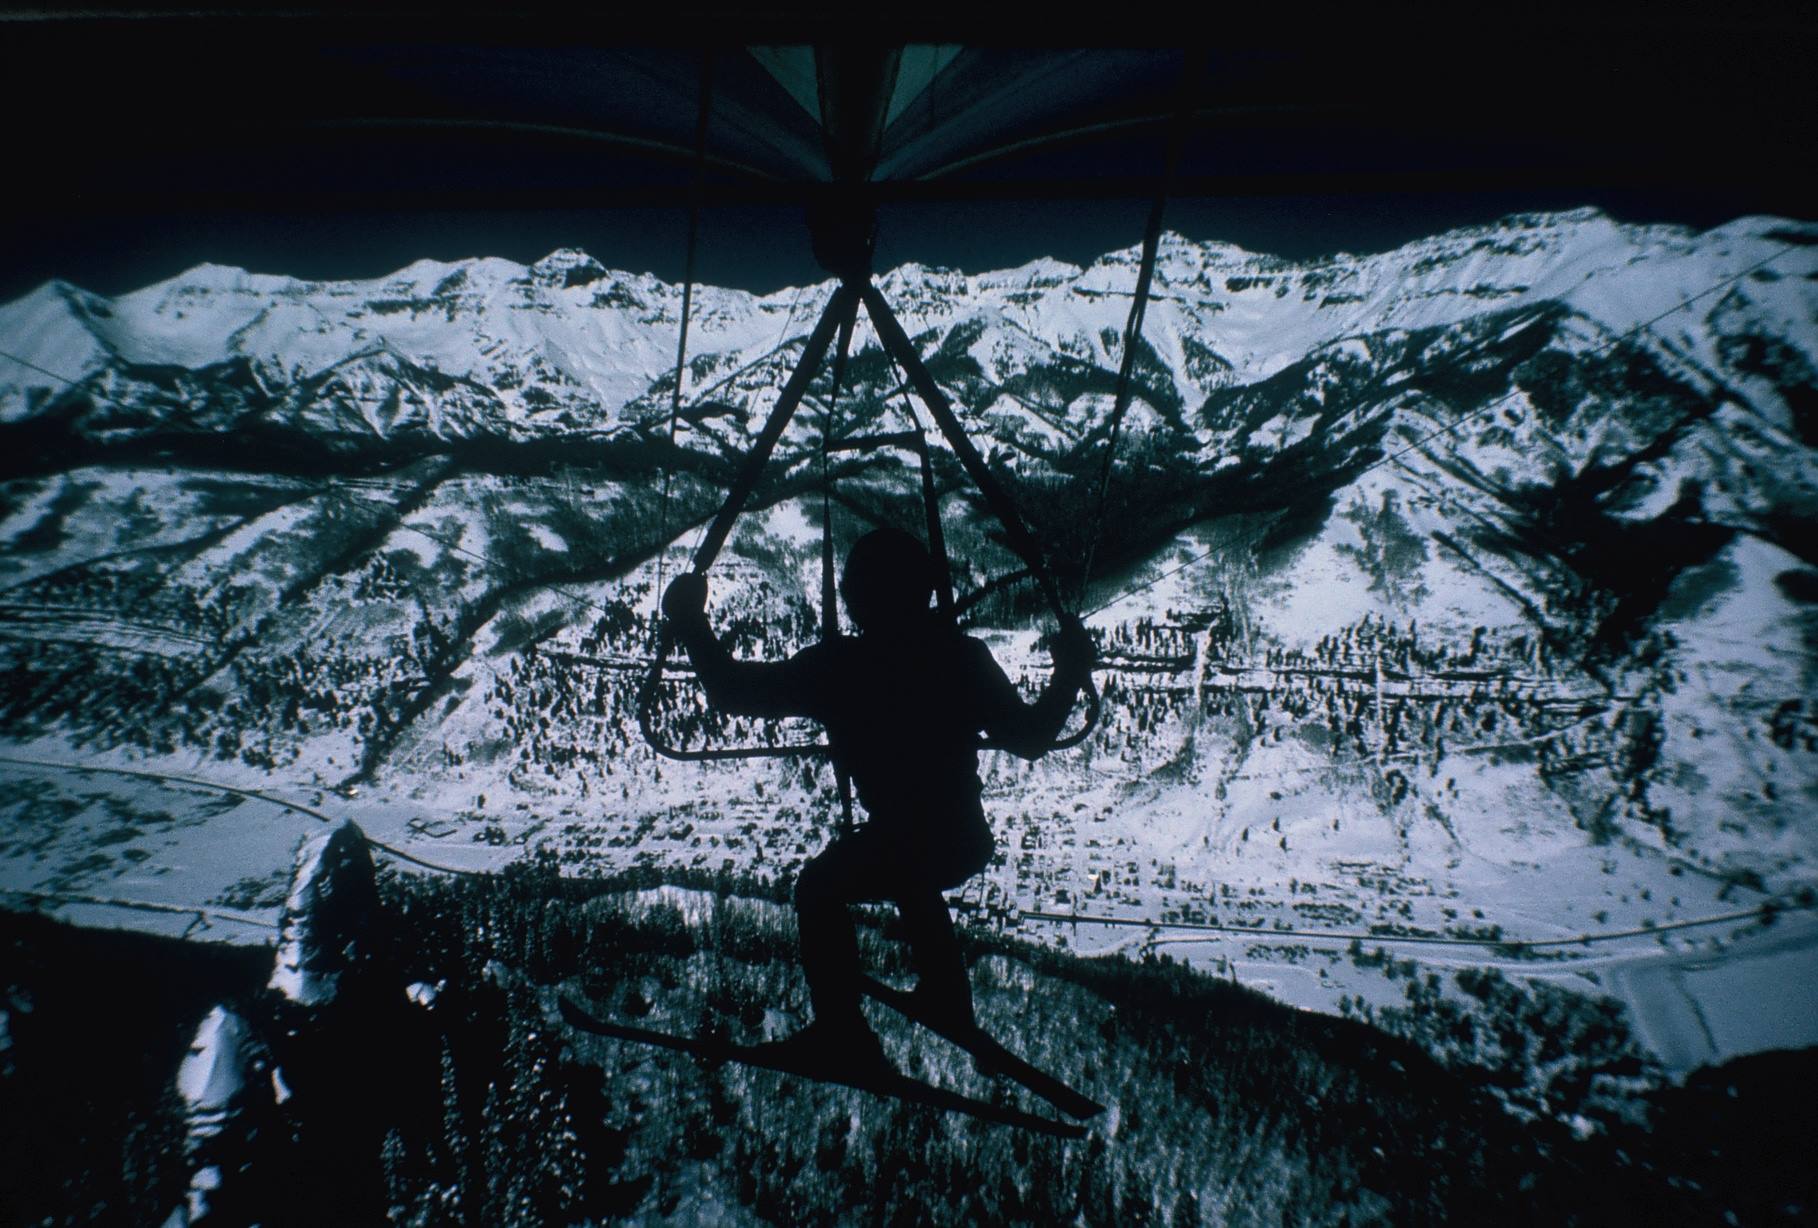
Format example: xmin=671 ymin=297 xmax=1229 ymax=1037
xmin=4 ymin=16 xmax=1811 ymax=211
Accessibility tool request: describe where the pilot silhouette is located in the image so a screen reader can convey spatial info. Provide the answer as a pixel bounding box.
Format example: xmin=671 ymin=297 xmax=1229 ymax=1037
xmin=662 ymin=527 xmax=1094 ymax=1071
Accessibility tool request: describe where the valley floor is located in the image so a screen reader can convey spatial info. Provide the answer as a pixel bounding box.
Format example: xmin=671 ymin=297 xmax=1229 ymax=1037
xmin=3 ymin=860 xmax=1814 ymax=1227
xmin=3 ymin=740 xmax=1812 ymax=1081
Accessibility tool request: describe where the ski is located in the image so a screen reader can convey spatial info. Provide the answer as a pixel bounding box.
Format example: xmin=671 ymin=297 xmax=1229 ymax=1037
xmin=857 ymin=975 xmax=1105 ymax=1120
xmin=558 ymin=996 xmax=1086 ymax=1139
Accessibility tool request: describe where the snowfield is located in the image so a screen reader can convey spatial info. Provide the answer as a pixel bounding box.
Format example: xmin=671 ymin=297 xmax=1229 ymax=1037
xmin=2 ymin=207 xmax=1815 ymax=1081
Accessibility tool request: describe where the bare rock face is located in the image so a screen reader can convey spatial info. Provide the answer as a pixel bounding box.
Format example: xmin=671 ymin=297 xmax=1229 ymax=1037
xmin=268 ymin=820 xmax=379 ymax=1009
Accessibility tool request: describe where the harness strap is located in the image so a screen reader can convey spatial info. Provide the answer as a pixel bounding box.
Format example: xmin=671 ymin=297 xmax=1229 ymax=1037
xmin=688 ymin=284 xmax=857 ymax=575
xmin=820 ymin=300 xmax=858 ymax=632
xmin=909 ymin=410 xmax=956 ymax=618
xmin=641 ymin=284 xmax=856 ymax=763
xmin=820 ymin=297 xmax=860 ymax=833
xmin=826 ymin=414 xmax=953 ymax=617
xmin=858 ymin=282 xmax=1064 ymax=612
xmin=858 ymin=281 xmax=1100 ymax=750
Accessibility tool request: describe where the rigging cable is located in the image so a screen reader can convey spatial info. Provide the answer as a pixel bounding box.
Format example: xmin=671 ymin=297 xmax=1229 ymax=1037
xmin=1079 ymin=50 xmax=1204 ymax=601
xmin=819 ymin=296 xmax=860 ymax=830
xmin=653 ymin=50 xmax=717 ymax=632
xmin=874 ymin=338 xmax=957 ymax=616
xmin=869 ymin=230 xmax=959 ymax=618
xmin=637 ymin=284 xmax=858 ymax=761
xmin=857 ymin=279 xmax=1102 ymax=749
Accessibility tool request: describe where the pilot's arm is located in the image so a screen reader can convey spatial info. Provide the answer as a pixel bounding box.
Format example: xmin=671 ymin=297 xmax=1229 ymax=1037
xmin=661 ymin=573 xmax=815 ymax=720
xmin=974 ymin=616 xmax=1096 ymax=761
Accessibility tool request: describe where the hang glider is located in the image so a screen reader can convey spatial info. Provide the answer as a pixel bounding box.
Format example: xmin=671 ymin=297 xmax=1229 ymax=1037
xmin=3 ymin=9 xmax=1811 ymax=217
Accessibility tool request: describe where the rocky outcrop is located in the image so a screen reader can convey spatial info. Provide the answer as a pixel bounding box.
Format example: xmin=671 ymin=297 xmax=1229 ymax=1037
xmin=269 ymin=819 xmax=379 ymax=1008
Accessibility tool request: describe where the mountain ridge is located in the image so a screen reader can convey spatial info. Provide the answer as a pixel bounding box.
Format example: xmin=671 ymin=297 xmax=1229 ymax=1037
xmin=1 ymin=207 xmax=1814 ymax=1075
xmin=5 ymin=209 xmax=1807 ymax=452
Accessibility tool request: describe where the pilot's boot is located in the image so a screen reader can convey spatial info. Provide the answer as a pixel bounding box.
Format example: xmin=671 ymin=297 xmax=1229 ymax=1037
xmin=750 ymin=1010 xmax=891 ymax=1078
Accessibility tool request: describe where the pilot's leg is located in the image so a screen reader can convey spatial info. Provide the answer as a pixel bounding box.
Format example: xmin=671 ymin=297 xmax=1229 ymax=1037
xmin=896 ymin=891 xmax=974 ymax=1028
xmin=793 ymin=837 xmax=870 ymax=1032
xmin=895 ymin=814 xmax=994 ymax=1029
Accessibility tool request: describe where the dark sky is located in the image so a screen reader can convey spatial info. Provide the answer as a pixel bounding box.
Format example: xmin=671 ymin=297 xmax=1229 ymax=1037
xmin=3 ymin=183 xmax=1801 ymax=305
xmin=4 ymin=17 xmax=1811 ymax=304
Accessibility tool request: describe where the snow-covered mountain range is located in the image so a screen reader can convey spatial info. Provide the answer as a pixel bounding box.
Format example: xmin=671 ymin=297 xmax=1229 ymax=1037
xmin=2 ymin=207 xmax=1815 ymax=1071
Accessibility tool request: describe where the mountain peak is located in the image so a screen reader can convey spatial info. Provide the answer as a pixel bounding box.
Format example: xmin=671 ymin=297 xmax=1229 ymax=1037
xmin=159 ymin=262 xmax=304 ymax=295
xmin=531 ymin=246 xmax=596 ymax=268
xmin=974 ymin=255 xmax=1084 ymax=289
xmin=530 ymin=248 xmax=612 ymax=289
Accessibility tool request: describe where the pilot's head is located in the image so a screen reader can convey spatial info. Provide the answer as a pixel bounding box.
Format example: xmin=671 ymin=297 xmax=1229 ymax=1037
xmin=840 ymin=528 xmax=937 ymax=633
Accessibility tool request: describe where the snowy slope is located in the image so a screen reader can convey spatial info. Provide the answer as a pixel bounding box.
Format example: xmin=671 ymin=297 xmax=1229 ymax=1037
xmin=2 ymin=208 xmax=1815 ymax=1071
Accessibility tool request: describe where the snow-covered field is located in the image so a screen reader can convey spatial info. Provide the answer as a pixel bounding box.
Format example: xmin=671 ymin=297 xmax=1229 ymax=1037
xmin=3 ymin=726 xmax=1810 ymax=1080
xmin=2 ymin=207 xmax=1815 ymax=1081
